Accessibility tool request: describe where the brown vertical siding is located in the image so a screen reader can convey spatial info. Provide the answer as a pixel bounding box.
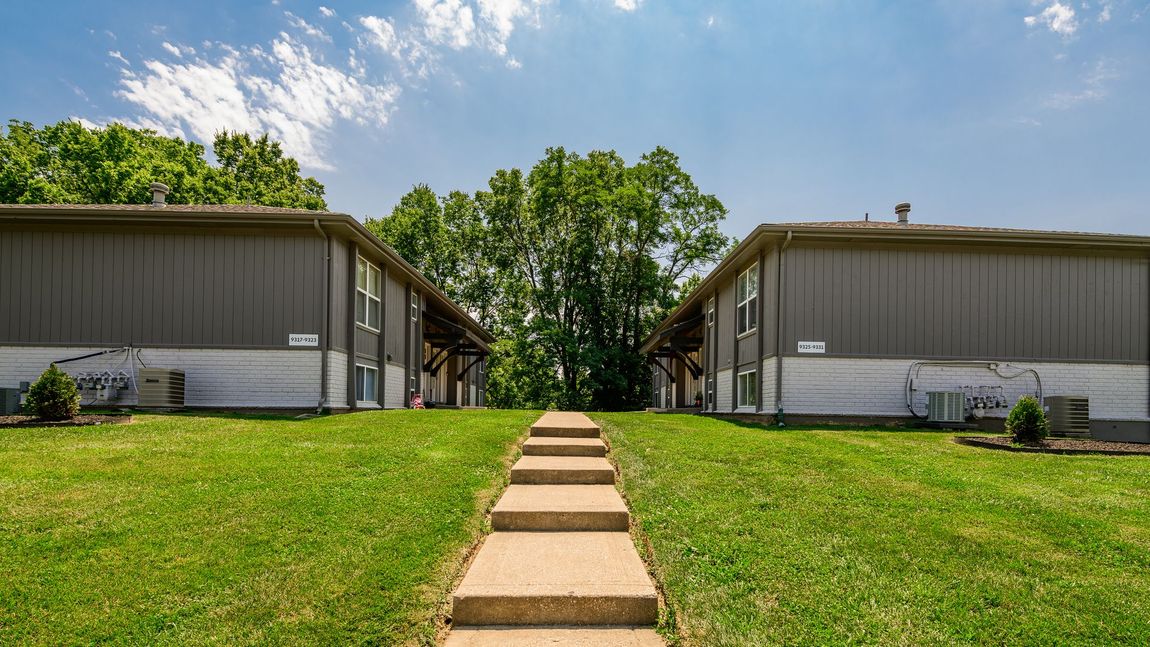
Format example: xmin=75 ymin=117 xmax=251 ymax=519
xmin=717 ymin=279 xmax=735 ymax=370
xmin=329 ymin=238 xmax=350 ymax=352
xmin=384 ymin=272 xmax=407 ymax=361
xmin=781 ymin=244 xmax=1149 ymax=361
xmin=761 ymin=247 xmax=779 ymax=356
xmin=0 ymin=230 xmax=324 ymax=347
xmin=354 ymin=328 xmax=379 ymax=359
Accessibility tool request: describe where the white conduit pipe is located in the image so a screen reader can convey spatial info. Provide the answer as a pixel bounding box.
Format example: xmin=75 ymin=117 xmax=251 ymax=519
xmin=905 ymin=360 xmax=1042 ymax=419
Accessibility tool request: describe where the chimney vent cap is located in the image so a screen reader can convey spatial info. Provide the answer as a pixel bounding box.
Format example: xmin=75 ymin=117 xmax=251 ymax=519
xmin=894 ymin=202 xmax=911 ymax=223
xmin=150 ymin=182 xmax=170 ymax=207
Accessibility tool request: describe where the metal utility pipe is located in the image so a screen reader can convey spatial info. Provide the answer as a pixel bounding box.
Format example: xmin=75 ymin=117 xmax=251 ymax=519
xmin=774 ymin=230 xmax=792 ymax=424
xmin=313 ymin=219 xmax=330 ymax=413
xmin=904 ymin=360 xmax=1042 ymax=418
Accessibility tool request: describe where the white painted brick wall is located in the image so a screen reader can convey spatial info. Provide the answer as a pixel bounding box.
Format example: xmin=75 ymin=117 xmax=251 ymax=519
xmin=761 ymin=357 xmax=777 ymax=411
xmin=0 ymin=346 xmax=322 ymax=408
xmin=716 ymin=368 xmax=732 ymax=412
xmin=781 ymin=356 xmax=1149 ymax=421
xmin=385 ymin=361 xmax=406 ymax=408
xmin=327 ymin=350 xmax=348 ymax=409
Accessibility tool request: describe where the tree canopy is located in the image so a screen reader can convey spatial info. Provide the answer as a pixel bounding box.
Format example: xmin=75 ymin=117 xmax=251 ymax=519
xmin=0 ymin=119 xmax=325 ymax=209
xmin=368 ymin=146 xmax=733 ymax=411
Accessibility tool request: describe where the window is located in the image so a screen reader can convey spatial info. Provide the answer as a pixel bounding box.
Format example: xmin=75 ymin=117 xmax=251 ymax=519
xmin=356 ymin=364 xmax=378 ymax=402
xmin=411 ymin=291 xmax=419 ymax=322
xmin=706 ymin=376 xmax=714 ymax=408
xmin=707 ymin=297 xmax=715 ymax=327
xmin=737 ymin=264 xmax=758 ymax=335
xmin=737 ymin=370 xmax=757 ymax=409
xmin=356 ymin=257 xmax=381 ymax=331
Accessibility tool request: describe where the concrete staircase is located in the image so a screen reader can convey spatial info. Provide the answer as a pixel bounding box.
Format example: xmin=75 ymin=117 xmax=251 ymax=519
xmin=445 ymin=412 xmax=662 ymax=646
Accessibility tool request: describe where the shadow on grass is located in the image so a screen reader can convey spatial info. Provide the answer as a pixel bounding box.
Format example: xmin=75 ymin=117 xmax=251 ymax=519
xmin=141 ymin=410 xmax=312 ymax=422
xmin=649 ymin=412 xmax=973 ymax=435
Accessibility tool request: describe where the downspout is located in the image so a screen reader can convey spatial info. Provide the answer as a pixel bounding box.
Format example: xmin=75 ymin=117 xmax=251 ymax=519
xmin=313 ymin=219 xmax=330 ymax=414
xmin=775 ymin=230 xmax=792 ymax=425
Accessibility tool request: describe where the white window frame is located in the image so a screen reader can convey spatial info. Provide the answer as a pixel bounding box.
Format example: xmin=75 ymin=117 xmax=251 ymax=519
xmin=707 ymin=297 xmax=715 ymax=327
xmin=356 ymin=257 xmax=382 ymax=332
xmin=737 ymin=264 xmax=758 ymax=336
xmin=411 ymin=291 xmax=419 ymax=322
xmin=355 ymin=364 xmax=378 ymax=403
xmin=737 ymin=370 xmax=757 ymax=409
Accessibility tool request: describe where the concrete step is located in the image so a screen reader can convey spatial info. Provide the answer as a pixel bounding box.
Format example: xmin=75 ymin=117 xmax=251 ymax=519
xmin=452 ymin=532 xmax=658 ymax=626
xmin=511 ymin=456 xmax=615 ymax=485
xmin=530 ymin=412 xmax=601 ymax=438
xmin=492 ymin=485 xmax=629 ymax=531
xmin=445 ymin=626 xmax=664 ymax=646
xmin=523 ymin=436 xmax=607 ymax=457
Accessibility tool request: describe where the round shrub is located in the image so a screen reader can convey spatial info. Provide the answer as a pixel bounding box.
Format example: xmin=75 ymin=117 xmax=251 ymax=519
xmin=24 ymin=363 xmax=81 ymax=420
xmin=1005 ymin=395 xmax=1049 ymax=444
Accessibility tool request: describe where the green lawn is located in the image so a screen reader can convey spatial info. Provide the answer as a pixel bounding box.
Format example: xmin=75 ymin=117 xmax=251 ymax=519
xmin=0 ymin=409 xmax=535 ymax=646
xmin=595 ymin=413 xmax=1150 ymax=646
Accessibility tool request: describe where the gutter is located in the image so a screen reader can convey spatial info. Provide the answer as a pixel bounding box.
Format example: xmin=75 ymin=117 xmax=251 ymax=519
xmin=313 ymin=219 xmax=330 ymax=413
xmin=775 ymin=230 xmax=792 ymax=417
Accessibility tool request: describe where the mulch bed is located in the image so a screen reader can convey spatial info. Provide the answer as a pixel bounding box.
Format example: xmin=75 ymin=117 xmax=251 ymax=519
xmin=955 ymin=435 xmax=1150 ymax=456
xmin=0 ymin=414 xmax=132 ymax=428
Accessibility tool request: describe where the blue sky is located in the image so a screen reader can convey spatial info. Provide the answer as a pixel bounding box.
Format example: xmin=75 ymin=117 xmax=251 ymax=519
xmin=3 ymin=0 xmax=1149 ymax=236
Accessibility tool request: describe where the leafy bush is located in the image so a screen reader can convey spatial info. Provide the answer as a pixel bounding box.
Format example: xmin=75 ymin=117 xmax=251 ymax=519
xmin=1006 ymin=395 xmax=1049 ymax=444
xmin=23 ymin=364 xmax=80 ymax=420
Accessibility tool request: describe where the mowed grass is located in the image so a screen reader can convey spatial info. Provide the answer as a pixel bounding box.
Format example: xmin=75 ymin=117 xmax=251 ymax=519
xmin=0 ymin=409 xmax=536 ymax=646
xmin=595 ymin=413 xmax=1150 ymax=646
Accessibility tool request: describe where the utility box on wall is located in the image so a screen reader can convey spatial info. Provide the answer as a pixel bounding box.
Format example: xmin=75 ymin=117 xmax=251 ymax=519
xmin=137 ymin=369 xmax=186 ymax=409
xmin=0 ymin=388 xmax=20 ymax=415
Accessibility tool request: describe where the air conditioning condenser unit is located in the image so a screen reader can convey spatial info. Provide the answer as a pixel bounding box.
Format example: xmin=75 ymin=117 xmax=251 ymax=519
xmin=927 ymin=391 xmax=965 ymax=423
xmin=1047 ymin=395 xmax=1090 ymax=438
xmin=138 ymin=369 xmax=185 ymax=409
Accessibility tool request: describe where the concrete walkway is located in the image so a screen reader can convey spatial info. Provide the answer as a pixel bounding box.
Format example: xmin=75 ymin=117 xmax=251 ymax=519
xmin=444 ymin=411 xmax=662 ymax=646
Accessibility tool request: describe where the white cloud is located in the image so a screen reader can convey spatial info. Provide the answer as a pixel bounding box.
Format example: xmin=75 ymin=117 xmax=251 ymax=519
xmin=614 ymin=0 xmax=642 ymax=11
xmin=359 ymin=0 xmax=544 ymax=75
xmin=415 ymin=0 xmax=477 ymax=49
xmin=360 ymin=15 xmax=403 ymax=57
xmin=706 ymin=15 xmax=715 ymax=28
xmin=285 ymin=11 xmax=332 ymax=42
xmin=161 ymin=41 xmax=197 ymax=57
xmin=1045 ymin=58 xmax=1119 ymax=108
xmin=70 ymin=116 xmax=101 ymax=130
xmin=108 ymin=50 xmax=129 ymax=65
xmin=477 ymin=0 xmax=543 ymax=56
xmin=113 ymin=34 xmax=399 ymax=170
xmin=1098 ymin=0 xmax=1113 ymax=22
xmin=1024 ymin=2 xmax=1079 ymax=36
xmin=319 ymin=6 xmax=336 ymax=18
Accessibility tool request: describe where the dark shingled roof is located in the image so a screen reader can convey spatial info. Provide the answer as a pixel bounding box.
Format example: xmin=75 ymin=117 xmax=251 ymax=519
xmin=773 ymin=220 xmax=1137 ymax=238
xmin=0 ymin=203 xmax=330 ymax=216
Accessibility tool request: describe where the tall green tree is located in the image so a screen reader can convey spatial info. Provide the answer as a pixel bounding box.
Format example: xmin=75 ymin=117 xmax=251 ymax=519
xmin=0 ymin=119 xmax=326 ymax=209
xmin=370 ymin=146 xmax=732 ymax=411
xmin=212 ymin=131 xmax=326 ymax=210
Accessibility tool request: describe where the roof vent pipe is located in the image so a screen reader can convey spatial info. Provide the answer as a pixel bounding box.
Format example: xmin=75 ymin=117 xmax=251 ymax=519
xmin=150 ymin=182 xmax=170 ymax=207
xmin=895 ymin=202 xmax=911 ymax=224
